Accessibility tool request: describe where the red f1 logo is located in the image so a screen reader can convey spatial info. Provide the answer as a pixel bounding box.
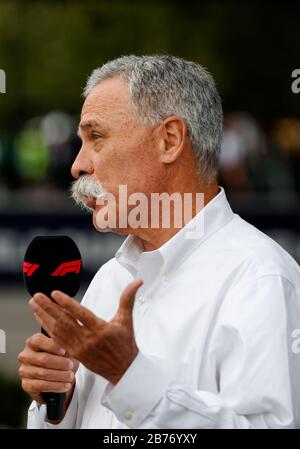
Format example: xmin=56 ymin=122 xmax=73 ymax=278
xmin=23 ymin=262 xmax=40 ymax=277
xmin=51 ymin=260 xmax=81 ymax=276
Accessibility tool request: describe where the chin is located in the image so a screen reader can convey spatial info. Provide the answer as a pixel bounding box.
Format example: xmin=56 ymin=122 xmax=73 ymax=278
xmin=92 ymin=211 xmax=131 ymax=235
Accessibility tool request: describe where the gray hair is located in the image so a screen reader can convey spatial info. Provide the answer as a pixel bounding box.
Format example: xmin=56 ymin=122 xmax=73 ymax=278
xmin=84 ymin=55 xmax=223 ymax=180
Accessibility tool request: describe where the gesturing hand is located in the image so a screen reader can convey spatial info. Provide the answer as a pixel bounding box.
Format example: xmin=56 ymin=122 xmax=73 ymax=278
xmin=29 ymin=279 xmax=143 ymax=385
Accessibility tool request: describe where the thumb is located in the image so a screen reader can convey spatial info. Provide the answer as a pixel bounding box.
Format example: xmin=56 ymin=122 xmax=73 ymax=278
xmin=115 ymin=279 xmax=143 ymax=326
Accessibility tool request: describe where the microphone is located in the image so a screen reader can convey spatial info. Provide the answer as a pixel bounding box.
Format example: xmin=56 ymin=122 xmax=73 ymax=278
xmin=23 ymin=235 xmax=82 ymax=421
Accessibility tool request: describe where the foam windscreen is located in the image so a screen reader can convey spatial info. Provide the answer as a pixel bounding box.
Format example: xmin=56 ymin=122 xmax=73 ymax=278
xmin=23 ymin=235 xmax=82 ymax=298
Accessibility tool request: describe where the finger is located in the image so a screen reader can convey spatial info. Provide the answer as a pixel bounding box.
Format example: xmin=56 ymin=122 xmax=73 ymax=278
xmin=117 ymin=279 xmax=143 ymax=325
xmin=33 ymin=312 xmax=43 ymax=328
xmin=21 ymin=379 xmax=72 ymax=394
xmin=30 ymin=296 xmax=82 ymax=344
xmin=18 ymin=349 xmax=74 ymax=371
xmin=27 ymin=333 xmax=66 ymax=356
xmin=19 ymin=365 xmax=74 ymax=383
xmin=51 ymin=290 xmax=105 ymax=327
xmin=30 ymin=293 xmax=65 ymax=321
xmin=29 ymin=301 xmax=56 ymax=337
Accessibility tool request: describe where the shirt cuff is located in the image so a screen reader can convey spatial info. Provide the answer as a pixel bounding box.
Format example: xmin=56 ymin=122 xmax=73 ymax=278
xmin=101 ymin=351 xmax=168 ymax=428
xmin=27 ymin=387 xmax=78 ymax=429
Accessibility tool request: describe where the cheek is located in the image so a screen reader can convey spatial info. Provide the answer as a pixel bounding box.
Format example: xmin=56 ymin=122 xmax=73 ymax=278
xmin=120 ymin=149 xmax=159 ymax=194
xmin=93 ymin=134 xmax=161 ymax=193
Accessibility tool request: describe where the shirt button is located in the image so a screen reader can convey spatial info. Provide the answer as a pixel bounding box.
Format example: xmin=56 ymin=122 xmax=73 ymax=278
xmin=124 ymin=410 xmax=133 ymax=420
xmin=161 ymin=274 xmax=168 ymax=283
xmin=138 ymin=296 xmax=145 ymax=305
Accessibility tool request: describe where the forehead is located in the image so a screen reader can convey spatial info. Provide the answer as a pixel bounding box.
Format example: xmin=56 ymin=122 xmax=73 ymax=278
xmin=80 ymin=77 xmax=134 ymax=125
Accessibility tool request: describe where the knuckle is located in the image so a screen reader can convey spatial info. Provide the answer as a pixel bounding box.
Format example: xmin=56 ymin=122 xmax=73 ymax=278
xmin=63 ymin=358 xmax=72 ymax=370
xmin=18 ymin=351 xmax=24 ymax=363
xmin=21 ymin=379 xmax=31 ymax=392
xmin=39 ymin=353 xmax=48 ymax=366
xmin=67 ymin=371 xmax=74 ymax=382
xmin=64 ymin=383 xmax=72 ymax=391
xmin=37 ymin=368 xmax=47 ymax=380
xmin=34 ymin=380 xmax=43 ymax=393
xmin=26 ymin=333 xmax=40 ymax=348
xmin=31 ymin=333 xmax=41 ymax=345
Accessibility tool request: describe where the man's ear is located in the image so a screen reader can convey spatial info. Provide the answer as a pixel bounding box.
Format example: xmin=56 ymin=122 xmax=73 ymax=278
xmin=158 ymin=115 xmax=188 ymax=164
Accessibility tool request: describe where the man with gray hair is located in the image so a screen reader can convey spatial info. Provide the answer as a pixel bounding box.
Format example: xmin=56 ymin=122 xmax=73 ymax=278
xmin=19 ymin=55 xmax=300 ymax=429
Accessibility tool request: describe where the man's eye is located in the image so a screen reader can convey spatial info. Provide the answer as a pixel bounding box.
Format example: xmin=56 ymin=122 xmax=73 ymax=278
xmin=91 ymin=132 xmax=102 ymax=140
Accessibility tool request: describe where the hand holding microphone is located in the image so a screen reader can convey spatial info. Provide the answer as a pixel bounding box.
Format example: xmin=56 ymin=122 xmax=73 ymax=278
xmin=19 ymin=236 xmax=82 ymax=422
xmin=18 ymin=333 xmax=79 ymax=419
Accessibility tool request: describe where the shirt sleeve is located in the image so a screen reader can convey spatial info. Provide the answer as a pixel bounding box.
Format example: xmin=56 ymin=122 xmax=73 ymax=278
xmin=101 ymin=275 xmax=299 ymax=429
xmin=27 ymin=384 xmax=78 ymax=429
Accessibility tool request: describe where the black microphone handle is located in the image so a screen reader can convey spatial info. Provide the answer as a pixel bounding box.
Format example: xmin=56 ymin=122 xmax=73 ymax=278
xmin=41 ymin=327 xmax=66 ymax=421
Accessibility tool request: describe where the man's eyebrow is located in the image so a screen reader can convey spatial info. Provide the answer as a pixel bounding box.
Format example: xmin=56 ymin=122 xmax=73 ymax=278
xmin=77 ymin=119 xmax=105 ymax=137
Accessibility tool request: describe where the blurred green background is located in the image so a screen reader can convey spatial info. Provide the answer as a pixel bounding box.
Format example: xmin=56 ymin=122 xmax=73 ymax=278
xmin=0 ymin=0 xmax=300 ymax=428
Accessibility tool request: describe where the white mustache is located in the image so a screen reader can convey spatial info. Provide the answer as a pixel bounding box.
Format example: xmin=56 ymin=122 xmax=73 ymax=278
xmin=70 ymin=175 xmax=108 ymax=212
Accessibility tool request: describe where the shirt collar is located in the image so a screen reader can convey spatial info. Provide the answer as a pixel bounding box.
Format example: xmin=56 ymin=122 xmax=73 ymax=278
xmin=115 ymin=186 xmax=234 ymax=277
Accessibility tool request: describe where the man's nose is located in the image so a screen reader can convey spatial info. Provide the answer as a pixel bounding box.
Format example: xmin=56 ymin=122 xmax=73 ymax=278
xmin=71 ymin=148 xmax=94 ymax=179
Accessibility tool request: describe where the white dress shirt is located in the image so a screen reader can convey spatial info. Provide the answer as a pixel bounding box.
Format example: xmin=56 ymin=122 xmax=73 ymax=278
xmin=28 ymin=187 xmax=300 ymax=429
